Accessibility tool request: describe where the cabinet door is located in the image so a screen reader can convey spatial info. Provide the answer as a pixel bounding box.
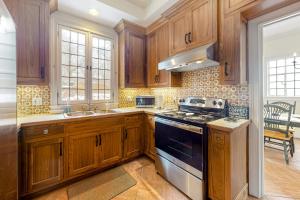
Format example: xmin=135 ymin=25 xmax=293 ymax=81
xmin=144 ymin=115 xmax=156 ymax=159
xmin=149 ymin=128 xmax=156 ymax=157
xmin=220 ymin=13 xmax=246 ymax=85
xmin=124 ymin=125 xmax=142 ymax=158
xmin=27 ymin=138 xmax=63 ymax=191
xmin=208 ymin=130 xmax=226 ymax=200
xmin=169 ymin=10 xmax=189 ymax=55
xmin=17 ymin=0 xmax=49 ymax=85
xmin=188 ymin=0 xmax=215 ymax=48
xmin=224 ymin=0 xmax=256 ymax=14
xmin=98 ymin=127 xmax=123 ymax=166
xmin=157 ymin=23 xmax=171 ymax=86
xmin=68 ymin=132 xmax=98 ymax=177
xmin=147 ymin=32 xmax=159 ymax=87
xmin=126 ymin=31 xmax=146 ymax=87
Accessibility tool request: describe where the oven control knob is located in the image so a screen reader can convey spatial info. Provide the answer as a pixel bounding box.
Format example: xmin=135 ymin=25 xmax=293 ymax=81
xmin=212 ymin=100 xmax=217 ymax=106
xmin=218 ymin=101 xmax=223 ymax=106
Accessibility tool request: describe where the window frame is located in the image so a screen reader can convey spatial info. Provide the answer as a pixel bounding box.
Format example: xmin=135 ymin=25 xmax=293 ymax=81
xmin=56 ymin=25 xmax=116 ymax=105
xmin=265 ymin=55 xmax=300 ymax=98
xmin=88 ymin=33 xmax=114 ymax=103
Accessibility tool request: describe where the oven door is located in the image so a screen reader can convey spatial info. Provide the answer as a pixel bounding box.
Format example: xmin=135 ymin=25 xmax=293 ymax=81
xmin=155 ymin=117 xmax=204 ymax=173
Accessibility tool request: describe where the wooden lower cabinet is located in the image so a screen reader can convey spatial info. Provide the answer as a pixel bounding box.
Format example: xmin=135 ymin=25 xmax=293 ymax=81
xmin=68 ymin=132 xmax=98 ymax=177
xmin=208 ymin=122 xmax=249 ymax=200
xmin=98 ymin=127 xmax=123 ymax=166
xmin=26 ymin=138 xmax=64 ymax=191
xmin=124 ymin=125 xmax=142 ymax=159
xmin=144 ymin=114 xmax=156 ymax=160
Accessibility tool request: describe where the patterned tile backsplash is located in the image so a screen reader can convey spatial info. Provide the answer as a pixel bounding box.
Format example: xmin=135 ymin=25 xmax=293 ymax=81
xmin=17 ymin=66 xmax=249 ymax=117
xmin=17 ymin=85 xmax=51 ymax=115
xmin=119 ymin=66 xmax=249 ymax=108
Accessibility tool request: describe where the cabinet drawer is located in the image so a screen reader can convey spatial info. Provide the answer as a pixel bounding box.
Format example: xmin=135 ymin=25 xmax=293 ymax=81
xmin=23 ymin=124 xmax=64 ymax=139
xmin=66 ymin=117 xmax=125 ymax=135
xmin=125 ymin=115 xmax=142 ymax=126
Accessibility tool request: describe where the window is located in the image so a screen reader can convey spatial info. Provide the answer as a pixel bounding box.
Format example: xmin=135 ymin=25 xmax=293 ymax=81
xmin=266 ymin=55 xmax=300 ymax=97
xmin=58 ymin=26 xmax=114 ymax=104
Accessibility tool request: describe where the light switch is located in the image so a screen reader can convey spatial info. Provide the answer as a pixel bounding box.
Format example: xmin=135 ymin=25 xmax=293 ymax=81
xmin=32 ymin=97 xmax=43 ymax=106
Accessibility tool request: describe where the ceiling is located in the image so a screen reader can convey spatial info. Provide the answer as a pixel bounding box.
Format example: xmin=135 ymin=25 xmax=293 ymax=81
xmin=58 ymin=0 xmax=179 ymax=28
xmin=263 ymin=14 xmax=300 ymax=41
xmin=125 ymin=0 xmax=151 ymax=8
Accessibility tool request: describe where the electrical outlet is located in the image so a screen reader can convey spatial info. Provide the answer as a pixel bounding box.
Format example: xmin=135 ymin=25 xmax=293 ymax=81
xmin=32 ymin=98 xmax=43 ymax=106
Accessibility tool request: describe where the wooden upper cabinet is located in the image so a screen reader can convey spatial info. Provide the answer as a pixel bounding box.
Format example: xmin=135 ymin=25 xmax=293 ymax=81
xmin=220 ymin=13 xmax=247 ymax=85
xmin=169 ymin=11 xmax=189 ymax=55
xmin=98 ymin=127 xmax=123 ymax=167
xmin=7 ymin=0 xmax=50 ymax=85
xmin=68 ymin=132 xmax=98 ymax=177
xmin=147 ymin=32 xmax=159 ymax=87
xmin=188 ymin=0 xmax=216 ymax=49
xmin=147 ymin=23 xmax=181 ymax=87
xmin=168 ymin=0 xmax=217 ymax=56
xmin=115 ymin=20 xmax=146 ymax=88
xmin=27 ymin=138 xmax=63 ymax=191
xmin=224 ymin=0 xmax=256 ymax=14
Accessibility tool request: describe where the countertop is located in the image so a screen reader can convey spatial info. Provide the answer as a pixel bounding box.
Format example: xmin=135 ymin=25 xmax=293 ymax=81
xmin=17 ymin=107 xmax=250 ymax=131
xmin=207 ymin=118 xmax=250 ymax=132
xmin=17 ymin=107 xmax=172 ymax=127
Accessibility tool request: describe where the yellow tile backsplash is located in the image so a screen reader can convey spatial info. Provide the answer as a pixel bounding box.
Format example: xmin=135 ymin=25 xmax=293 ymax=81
xmin=17 ymin=66 xmax=248 ymax=115
xmin=17 ymin=85 xmax=50 ymax=115
xmin=119 ymin=66 xmax=249 ymax=108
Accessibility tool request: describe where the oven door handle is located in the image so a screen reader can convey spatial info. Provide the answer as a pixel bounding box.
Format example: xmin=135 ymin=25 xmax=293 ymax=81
xmin=155 ymin=118 xmax=203 ymax=134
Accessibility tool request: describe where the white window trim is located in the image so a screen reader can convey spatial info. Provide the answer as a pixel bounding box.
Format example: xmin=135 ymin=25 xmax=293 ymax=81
xmin=50 ymin=11 xmax=119 ymax=107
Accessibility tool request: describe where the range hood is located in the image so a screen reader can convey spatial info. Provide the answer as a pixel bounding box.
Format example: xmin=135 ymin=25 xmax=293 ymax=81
xmin=158 ymin=43 xmax=219 ymax=72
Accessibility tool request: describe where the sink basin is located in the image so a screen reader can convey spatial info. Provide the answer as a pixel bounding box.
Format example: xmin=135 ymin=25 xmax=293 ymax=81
xmin=95 ymin=110 xmax=118 ymax=114
xmin=64 ymin=110 xmax=117 ymax=118
xmin=64 ymin=111 xmax=96 ymax=118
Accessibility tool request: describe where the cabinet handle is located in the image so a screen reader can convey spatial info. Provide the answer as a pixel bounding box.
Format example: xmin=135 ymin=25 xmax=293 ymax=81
xmin=188 ymin=32 xmax=192 ymax=43
xmin=224 ymin=62 xmax=229 ymax=76
xmin=59 ymin=142 xmax=63 ymax=156
xmin=185 ymin=33 xmax=188 ymax=44
xmin=125 ymin=129 xmax=128 ymax=139
xmin=99 ymin=134 xmax=102 ymax=145
xmin=96 ymin=135 xmax=98 ymax=147
xmin=40 ymin=65 xmax=45 ymax=79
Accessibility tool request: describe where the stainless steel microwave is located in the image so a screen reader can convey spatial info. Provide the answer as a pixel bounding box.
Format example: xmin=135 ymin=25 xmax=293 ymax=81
xmin=136 ymin=96 xmax=155 ymax=108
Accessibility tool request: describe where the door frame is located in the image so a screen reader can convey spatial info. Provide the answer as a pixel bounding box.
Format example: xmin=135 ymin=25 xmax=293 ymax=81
xmin=248 ymin=2 xmax=300 ymax=198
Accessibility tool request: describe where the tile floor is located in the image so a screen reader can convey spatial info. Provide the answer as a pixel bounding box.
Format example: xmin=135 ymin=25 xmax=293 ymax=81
xmin=34 ymin=157 xmax=189 ymax=200
xmin=35 ymin=139 xmax=300 ymax=200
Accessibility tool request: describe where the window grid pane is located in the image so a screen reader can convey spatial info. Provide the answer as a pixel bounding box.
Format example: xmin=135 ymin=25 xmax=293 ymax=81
xmin=91 ymin=36 xmax=112 ymax=101
xmin=60 ymin=28 xmax=86 ymax=102
xmin=267 ymin=56 xmax=300 ymax=97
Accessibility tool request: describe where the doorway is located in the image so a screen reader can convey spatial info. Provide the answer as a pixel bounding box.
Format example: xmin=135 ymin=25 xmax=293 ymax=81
xmin=248 ymin=2 xmax=300 ymax=199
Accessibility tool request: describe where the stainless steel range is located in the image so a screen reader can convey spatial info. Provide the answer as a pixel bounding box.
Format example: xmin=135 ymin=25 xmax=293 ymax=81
xmin=155 ymin=97 xmax=228 ymax=200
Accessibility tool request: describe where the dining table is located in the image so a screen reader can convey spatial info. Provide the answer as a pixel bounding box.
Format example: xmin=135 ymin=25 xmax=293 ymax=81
xmin=281 ymin=114 xmax=300 ymax=128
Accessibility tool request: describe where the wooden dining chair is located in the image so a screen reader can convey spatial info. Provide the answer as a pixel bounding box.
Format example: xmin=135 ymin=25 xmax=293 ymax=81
xmin=268 ymin=101 xmax=296 ymax=114
xmin=264 ymin=104 xmax=294 ymax=164
xmin=267 ymin=101 xmax=296 ymax=153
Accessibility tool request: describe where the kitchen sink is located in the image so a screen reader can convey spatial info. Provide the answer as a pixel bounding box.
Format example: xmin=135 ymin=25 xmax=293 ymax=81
xmin=64 ymin=111 xmax=96 ymax=118
xmin=64 ymin=110 xmax=117 ymax=118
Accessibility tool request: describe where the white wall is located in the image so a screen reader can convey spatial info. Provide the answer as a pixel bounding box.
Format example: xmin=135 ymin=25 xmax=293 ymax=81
xmin=263 ymin=31 xmax=300 ymax=138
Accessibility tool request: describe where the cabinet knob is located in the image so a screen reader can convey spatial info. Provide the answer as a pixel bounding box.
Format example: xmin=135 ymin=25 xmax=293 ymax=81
xmin=43 ymin=129 xmax=48 ymax=135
